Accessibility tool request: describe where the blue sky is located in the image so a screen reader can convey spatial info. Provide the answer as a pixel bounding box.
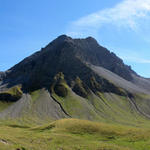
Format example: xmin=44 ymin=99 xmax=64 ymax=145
xmin=0 ymin=0 xmax=150 ymax=77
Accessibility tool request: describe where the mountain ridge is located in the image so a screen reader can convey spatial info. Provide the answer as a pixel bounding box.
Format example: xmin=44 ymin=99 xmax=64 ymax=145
xmin=2 ymin=35 xmax=136 ymax=89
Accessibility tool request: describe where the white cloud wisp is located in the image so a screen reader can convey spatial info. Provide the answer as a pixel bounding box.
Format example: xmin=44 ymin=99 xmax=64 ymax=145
xmin=67 ymin=0 xmax=150 ymax=37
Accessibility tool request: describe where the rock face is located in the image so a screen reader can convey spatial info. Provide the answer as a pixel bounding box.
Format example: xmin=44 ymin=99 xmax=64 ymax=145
xmin=0 ymin=72 xmax=5 ymax=81
xmin=2 ymin=35 xmax=135 ymax=92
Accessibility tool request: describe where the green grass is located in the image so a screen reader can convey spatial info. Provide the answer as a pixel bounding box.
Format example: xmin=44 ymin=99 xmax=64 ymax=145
xmin=51 ymin=81 xmax=150 ymax=126
xmin=1 ymin=118 xmax=150 ymax=150
xmin=52 ymin=86 xmax=101 ymax=120
xmin=0 ymin=101 xmax=13 ymax=112
xmin=1 ymin=86 xmax=150 ymax=149
xmin=30 ymin=90 xmax=41 ymax=103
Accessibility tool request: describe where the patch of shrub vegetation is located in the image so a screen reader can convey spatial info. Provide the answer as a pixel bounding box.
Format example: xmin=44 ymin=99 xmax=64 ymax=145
xmin=0 ymin=85 xmax=23 ymax=102
xmin=54 ymin=84 xmax=68 ymax=97
xmin=72 ymin=77 xmax=90 ymax=98
xmin=52 ymin=72 xmax=68 ymax=97
xmin=89 ymin=76 xmax=102 ymax=92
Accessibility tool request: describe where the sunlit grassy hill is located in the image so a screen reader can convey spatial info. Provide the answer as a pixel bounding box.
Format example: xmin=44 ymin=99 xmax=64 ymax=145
xmin=1 ymin=118 xmax=150 ymax=150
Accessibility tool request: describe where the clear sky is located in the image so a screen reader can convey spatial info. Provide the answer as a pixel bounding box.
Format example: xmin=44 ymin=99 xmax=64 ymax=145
xmin=0 ymin=0 xmax=150 ymax=77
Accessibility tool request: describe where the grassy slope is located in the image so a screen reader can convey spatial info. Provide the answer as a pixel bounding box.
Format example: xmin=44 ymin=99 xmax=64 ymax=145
xmin=52 ymin=90 xmax=101 ymax=121
xmin=1 ymin=118 xmax=150 ymax=150
xmin=0 ymin=101 xmax=13 ymax=112
xmin=52 ymin=85 xmax=150 ymax=127
xmin=1 ymin=87 xmax=150 ymax=125
xmin=86 ymin=93 xmax=149 ymax=126
xmin=1 ymin=87 xmax=150 ymax=149
xmin=0 ymin=86 xmax=23 ymax=113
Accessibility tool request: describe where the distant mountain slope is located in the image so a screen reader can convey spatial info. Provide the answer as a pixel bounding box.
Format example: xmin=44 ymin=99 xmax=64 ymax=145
xmin=91 ymin=65 xmax=150 ymax=94
xmin=0 ymin=35 xmax=150 ymax=123
xmin=132 ymin=74 xmax=150 ymax=92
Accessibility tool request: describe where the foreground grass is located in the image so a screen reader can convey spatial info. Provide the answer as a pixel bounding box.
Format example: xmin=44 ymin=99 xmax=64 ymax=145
xmin=0 ymin=118 xmax=150 ymax=150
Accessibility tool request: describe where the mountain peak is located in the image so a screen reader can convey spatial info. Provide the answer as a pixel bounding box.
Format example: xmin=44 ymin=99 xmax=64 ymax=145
xmin=45 ymin=35 xmax=73 ymax=50
xmin=53 ymin=35 xmax=98 ymax=46
xmin=54 ymin=34 xmax=73 ymax=44
xmin=56 ymin=34 xmax=72 ymax=41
